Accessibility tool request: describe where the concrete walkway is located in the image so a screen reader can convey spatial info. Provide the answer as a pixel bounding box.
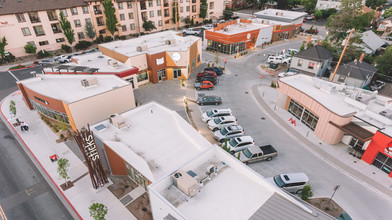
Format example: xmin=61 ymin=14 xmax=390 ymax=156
xmin=252 ymin=84 xmax=392 ymax=199
xmin=0 ymin=92 xmax=137 ymax=220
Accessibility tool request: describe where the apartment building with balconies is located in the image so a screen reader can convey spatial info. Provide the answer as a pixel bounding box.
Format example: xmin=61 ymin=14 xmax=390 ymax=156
xmin=0 ymin=0 xmax=225 ymax=58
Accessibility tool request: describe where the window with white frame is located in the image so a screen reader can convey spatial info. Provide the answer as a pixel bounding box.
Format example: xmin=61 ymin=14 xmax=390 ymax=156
xmin=21 ymin=27 xmax=31 ymax=36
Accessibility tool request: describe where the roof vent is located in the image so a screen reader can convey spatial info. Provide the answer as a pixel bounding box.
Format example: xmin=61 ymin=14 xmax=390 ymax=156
xmin=109 ymin=113 xmax=127 ymax=129
xmin=81 ymin=77 xmax=98 ymax=87
xmin=107 ymin=59 xmax=119 ymax=68
xmin=276 ymin=12 xmax=283 ymax=16
xmin=98 ymin=55 xmax=104 ymax=58
xmin=165 ymin=39 xmax=176 ymax=45
xmin=136 ymin=45 xmax=148 ymax=52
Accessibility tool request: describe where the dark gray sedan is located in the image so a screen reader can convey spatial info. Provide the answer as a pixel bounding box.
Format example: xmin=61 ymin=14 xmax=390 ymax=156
xmin=197 ymin=95 xmax=222 ymax=105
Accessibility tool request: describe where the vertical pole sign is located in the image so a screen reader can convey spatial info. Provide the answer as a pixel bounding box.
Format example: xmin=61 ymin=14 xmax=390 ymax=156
xmin=74 ymin=124 xmax=108 ymax=189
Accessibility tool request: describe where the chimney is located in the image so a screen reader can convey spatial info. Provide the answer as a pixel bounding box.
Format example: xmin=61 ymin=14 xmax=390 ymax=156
xmin=359 ymin=53 xmax=365 ymax=63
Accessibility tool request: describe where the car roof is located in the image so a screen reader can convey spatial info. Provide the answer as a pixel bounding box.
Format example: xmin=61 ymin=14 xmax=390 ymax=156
xmin=234 ymin=135 xmax=253 ymax=143
xmin=279 ymin=173 xmax=309 ymax=183
xmin=226 ymin=125 xmax=243 ymax=131
xmin=212 ymin=108 xmax=231 ymax=113
xmin=246 ymin=145 xmax=262 ymax=153
xmin=220 ymin=116 xmax=236 ymax=121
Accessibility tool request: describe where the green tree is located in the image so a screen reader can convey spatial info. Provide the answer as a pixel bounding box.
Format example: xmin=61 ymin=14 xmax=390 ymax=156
xmin=301 ymin=0 xmax=317 ymax=13
xmin=57 ymin=158 xmax=70 ymax=187
xmin=300 ymin=184 xmax=313 ymax=201
xmin=59 ymin=12 xmax=75 ymax=46
xmin=142 ymin=19 xmax=157 ymax=32
xmin=365 ymin=0 xmax=386 ymax=10
xmin=85 ymin=21 xmax=96 ymax=40
xmin=277 ymin=0 xmax=294 ymax=9
xmin=223 ymin=8 xmax=233 ymax=20
xmin=24 ymin=44 xmax=36 ymax=54
xmin=103 ymin=0 xmax=118 ymax=38
xmin=89 ymin=203 xmax=108 ymax=220
xmin=314 ymin=10 xmax=322 ymax=19
xmin=200 ymin=0 xmax=208 ymax=19
xmin=376 ymin=46 xmax=392 ymax=76
xmin=0 ymin=36 xmax=7 ymax=60
xmin=300 ymin=42 xmax=305 ymax=51
xmin=9 ymin=100 xmax=16 ymax=116
xmin=172 ymin=1 xmax=180 ymax=23
xmin=384 ymin=7 xmax=392 ymax=18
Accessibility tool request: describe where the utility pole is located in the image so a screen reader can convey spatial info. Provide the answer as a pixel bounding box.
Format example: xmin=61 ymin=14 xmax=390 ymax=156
xmin=135 ymin=0 xmax=141 ymax=36
xmin=330 ymin=28 xmax=355 ymax=82
xmin=175 ymin=0 xmax=178 ymax=31
xmin=252 ymin=0 xmax=257 ymax=16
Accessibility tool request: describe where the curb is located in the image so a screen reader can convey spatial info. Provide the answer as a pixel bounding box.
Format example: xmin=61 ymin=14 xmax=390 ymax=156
xmin=0 ymin=94 xmax=83 ymax=220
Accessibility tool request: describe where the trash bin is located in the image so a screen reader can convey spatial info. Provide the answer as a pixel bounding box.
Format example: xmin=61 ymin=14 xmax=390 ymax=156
xmin=269 ymin=63 xmax=278 ymax=69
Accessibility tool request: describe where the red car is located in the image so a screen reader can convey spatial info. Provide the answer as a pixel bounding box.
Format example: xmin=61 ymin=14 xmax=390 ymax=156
xmin=197 ymin=70 xmax=217 ymax=78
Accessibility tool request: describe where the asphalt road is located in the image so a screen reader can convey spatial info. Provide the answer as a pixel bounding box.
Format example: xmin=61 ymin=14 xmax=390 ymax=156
xmin=0 ymin=68 xmax=72 ymax=220
xmin=197 ymin=40 xmax=392 ymax=220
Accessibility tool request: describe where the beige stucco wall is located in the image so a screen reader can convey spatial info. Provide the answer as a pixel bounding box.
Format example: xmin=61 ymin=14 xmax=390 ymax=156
xmin=68 ymin=84 xmax=135 ymax=130
xmin=278 ymin=81 xmax=354 ymax=145
xmin=0 ymin=8 xmax=92 ymax=57
xmin=125 ymin=54 xmax=149 ymax=71
xmin=207 ymin=0 xmax=224 ymax=20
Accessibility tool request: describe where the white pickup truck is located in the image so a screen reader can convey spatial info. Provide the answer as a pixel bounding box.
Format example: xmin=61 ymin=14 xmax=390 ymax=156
xmin=267 ymin=55 xmax=291 ymax=65
xmin=235 ymin=145 xmax=278 ymax=164
xmin=183 ymin=28 xmax=201 ymax=35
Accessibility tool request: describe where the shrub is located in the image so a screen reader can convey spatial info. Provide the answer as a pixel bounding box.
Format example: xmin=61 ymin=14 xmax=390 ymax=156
xmin=300 ymin=184 xmax=313 ymax=201
xmin=325 ymin=207 xmax=330 ymax=211
xmin=75 ymin=41 xmax=92 ymax=50
xmin=60 ymin=134 xmax=64 ymax=139
xmin=9 ymin=65 xmax=25 ymax=70
xmin=119 ymin=35 xmax=126 ymax=40
xmin=37 ymin=50 xmax=51 ymax=58
xmin=61 ymin=44 xmax=72 ymax=53
xmin=270 ymin=81 xmax=276 ymax=88
xmin=1 ymin=52 xmax=15 ymax=63
xmin=104 ymin=36 xmax=113 ymax=42
xmin=24 ymin=44 xmax=37 ymax=54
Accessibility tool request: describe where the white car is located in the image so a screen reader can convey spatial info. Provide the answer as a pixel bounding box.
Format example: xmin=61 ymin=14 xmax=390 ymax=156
xmin=203 ymin=24 xmax=214 ymax=30
xmin=207 ymin=116 xmax=238 ymax=131
xmin=278 ymin=71 xmax=297 ymax=78
xmin=183 ymin=28 xmax=201 ymax=35
xmin=201 ymin=108 xmax=232 ymax=122
xmin=55 ymin=55 xmax=72 ymax=63
xmin=267 ymin=173 xmax=309 ymax=194
xmin=213 ymin=125 xmax=244 ymax=143
xmin=267 ymin=55 xmax=291 ymax=65
xmin=285 ymin=49 xmax=299 ymax=56
xmin=227 ymin=136 xmax=256 ymax=153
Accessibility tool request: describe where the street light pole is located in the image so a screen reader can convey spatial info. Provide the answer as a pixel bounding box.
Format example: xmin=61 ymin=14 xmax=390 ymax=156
xmin=330 ymin=28 xmax=355 ymax=82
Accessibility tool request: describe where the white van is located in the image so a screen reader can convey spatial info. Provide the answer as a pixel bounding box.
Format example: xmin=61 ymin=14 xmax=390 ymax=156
xmin=267 ymin=173 xmax=309 ymax=194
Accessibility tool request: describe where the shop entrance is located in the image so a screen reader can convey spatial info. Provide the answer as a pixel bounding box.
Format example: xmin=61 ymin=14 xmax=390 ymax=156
xmin=372 ymin=152 xmax=392 ymax=174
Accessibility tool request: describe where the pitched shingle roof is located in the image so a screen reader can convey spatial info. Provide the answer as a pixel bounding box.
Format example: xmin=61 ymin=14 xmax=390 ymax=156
xmin=0 ymin=0 xmax=88 ymax=16
xmin=336 ymin=60 xmax=378 ymax=80
xmin=361 ymin=30 xmax=385 ymax=53
xmin=294 ymin=45 xmax=333 ymax=62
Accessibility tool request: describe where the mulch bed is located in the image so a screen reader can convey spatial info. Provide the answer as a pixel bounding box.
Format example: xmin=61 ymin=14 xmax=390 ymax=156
xmin=308 ymin=198 xmax=344 ymax=217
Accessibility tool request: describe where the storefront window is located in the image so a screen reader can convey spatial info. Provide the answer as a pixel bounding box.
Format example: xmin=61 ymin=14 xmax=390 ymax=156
xmin=288 ymin=99 xmax=318 ymax=130
xmin=207 ymin=40 xmax=245 ymax=55
xmin=125 ymin=162 xmax=148 ymax=190
xmin=137 ymin=71 xmax=148 ymax=82
xmin=372 ymin=152 xmax=392 ymax=174
xmin=29 ymin=98 xmax=69 ymax=124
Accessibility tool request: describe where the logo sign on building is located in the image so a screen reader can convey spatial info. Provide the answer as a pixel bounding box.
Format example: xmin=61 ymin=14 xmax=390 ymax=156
xmin=156 ymin=57 xmax=164 ymax=65
xmin=74 ymin=125 xmax=108 ymax=189
xmin=385 ymin=142 xmax=392 ymax=157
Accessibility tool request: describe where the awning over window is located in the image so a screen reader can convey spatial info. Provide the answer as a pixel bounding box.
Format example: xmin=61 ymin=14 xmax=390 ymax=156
xmin=329 ymin=121 xmax=374 ymax=142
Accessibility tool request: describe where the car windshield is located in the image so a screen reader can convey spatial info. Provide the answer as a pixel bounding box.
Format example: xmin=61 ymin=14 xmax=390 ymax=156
xmin=273 ymin=175 xmax=285 ymax=187
xmin=242 ymin=149 xmax=252 ymax=158
xmin=220 ymin=128 xmax=228 ymax=135
xmin=229 ymin=138 xmax=238 ymax=147
xmin=214 ymin=118 xmax=222 ymax=124
xmin=207 ymin=110 xmax=214 ymax=117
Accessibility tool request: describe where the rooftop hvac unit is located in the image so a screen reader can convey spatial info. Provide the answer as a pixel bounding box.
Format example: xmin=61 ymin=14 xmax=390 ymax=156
xmin=172 ymin=170 xmax=199 ymax=197
xmin=223 ymin=27 xmax=229 ymax=31
xmin=276 ymin=12 xmax=283 ymax=16
xmin=239 ymin=23 xmax=246 ymax=28
xmin=136 ymin=45 xmax=148 ymax=52
xmin=165 ymin=39 xmax=176 ymax=45
xmin=262 ymin=20 xmax=269 ymax=24
xmin=109 ymin=113 xmax=127 ymax=129
xmin=107 ymin=59 xmax=119 ymax=68
xmin=81 ymin=77 xmax=98 ymax=87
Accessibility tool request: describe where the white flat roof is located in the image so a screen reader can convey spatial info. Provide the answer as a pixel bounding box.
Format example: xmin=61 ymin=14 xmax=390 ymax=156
xmin=150 ymin=147 xmax=328 ymax=220
xmin=254 ymin=9 xmax=307 ymax=20
xmin=251 ymin=18 xmax=291 ymax=26
xmin=99 ymin=30 xmax=200 ymax=57
xmin=211 ymin=22 xmax=272 ymax=35
xmin=68 ymin=52 xmax=136 ymax=73
xmin=92 ymin=102 xmax=213 ymax=182
xmin=18 ymin=74 xmax=129 ymax=104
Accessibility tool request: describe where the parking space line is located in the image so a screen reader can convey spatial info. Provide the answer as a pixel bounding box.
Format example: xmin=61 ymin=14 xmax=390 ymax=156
xmin=7 ymin=71 xmax=19 ymax=81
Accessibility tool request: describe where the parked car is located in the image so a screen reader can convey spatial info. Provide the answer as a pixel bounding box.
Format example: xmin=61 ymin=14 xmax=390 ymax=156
xmin=197 ymin=95 xmax=222 ymax=106
xmin=37 ymin=58 xmax=57 ymax=66
xmin=197 ymin=70 xmax=217 ymax=78
xmin=370 ymin=80 xmax=386 ymax=91
xmin=213 ymin=125 xmax=244 ymax=143
xmin=235 ymin=145 xmax=278 ymax=164
xmin=203 ymin=24 xmax=214 ymax=29
xmin=201 ymin=108 xmax=232 ymax=122
xmin=183 ymin=28 xmax=201 ymax=35
xmin=212 ymin=67 xmax=224 ymax=76
xmin=303 ymin=17 xmax=307 ymax=22
xmin=55 ymin=55 xmax=72 ymax=63
xmin=197 ymin=75 xmax=217 ymax=85
xmin=387 ymin=36 xmax=392 ymax=41
xmin=195 ymin=81 xmax=214 ymax=90
xmin=227 ymin=136 xmax=256 ymax=153
xmin=267 ymin=55 xmax=291 ymax=65
xmin=207 ymin=116 xmax=237 ymax=131
xmin=278 ymin=71 xmax=297 ymax=78
xmin=267 ymin=173 xmax=309 ymax=194
xmin=285 ymin=49 xmax=299 ymax=56
xmin=305 ymin=15 xmax=314 ymax=20
xmin=305 ymin=28 xmax=319 ymax=35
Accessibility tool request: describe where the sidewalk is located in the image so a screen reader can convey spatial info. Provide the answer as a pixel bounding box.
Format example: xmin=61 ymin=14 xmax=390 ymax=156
xmin=0 ymin=92 xmax=137 ymax=220
xmin=252 ymin=84 xmax=392 ymax=199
